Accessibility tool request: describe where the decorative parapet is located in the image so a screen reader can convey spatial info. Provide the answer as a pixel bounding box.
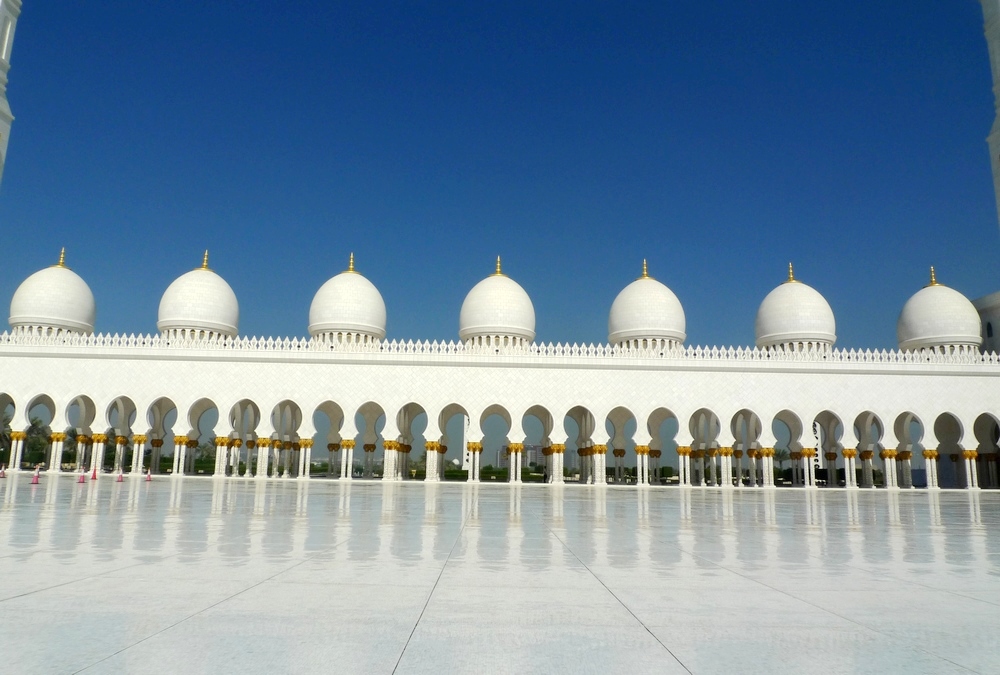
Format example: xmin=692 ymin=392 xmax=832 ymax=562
xmin=0 ymin=330 xmax=997 ymax=369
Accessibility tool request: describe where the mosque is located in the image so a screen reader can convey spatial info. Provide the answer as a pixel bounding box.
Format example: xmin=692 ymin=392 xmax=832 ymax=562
xmin=1 ymin=0 xmax=999 ymax=492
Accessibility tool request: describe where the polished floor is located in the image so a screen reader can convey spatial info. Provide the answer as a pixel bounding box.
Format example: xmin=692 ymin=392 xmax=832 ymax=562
xmin=0 ymin=474 xmax=998 ymax=674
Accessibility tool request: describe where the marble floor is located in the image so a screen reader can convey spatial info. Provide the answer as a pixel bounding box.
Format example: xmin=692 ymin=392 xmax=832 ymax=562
xmin=0 ymin=474 xmax=998 ymax=674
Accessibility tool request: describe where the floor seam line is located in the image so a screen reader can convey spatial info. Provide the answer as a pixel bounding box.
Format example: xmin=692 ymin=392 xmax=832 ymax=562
xmin=391 ymin=515 xmax=468 ymax=675
xmin=69 ymin=529 xmax=364 ymax=675
xmin=634 ymin=525 xmax=982 ymax=675
xmin=545 ymin=524 xmax=693 ymax=675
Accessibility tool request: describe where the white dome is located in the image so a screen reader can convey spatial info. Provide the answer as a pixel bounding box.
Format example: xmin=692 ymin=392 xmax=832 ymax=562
xmin=309 ymin=257 xmax=386 ymax=340
xmin=608 ymin=263 xmax=685 ymax=345
xmin=459 ymin=259 xmax=535 ymax=344
xmin=157 ymin=255 xmax=239 ymax=338
xmin=897 ymin=269 xmax=982 ymax=352
xmin=755 ymin=266 xmax=836 ymax=349
xmin=9 ymin=252 xmax=96 ymax=334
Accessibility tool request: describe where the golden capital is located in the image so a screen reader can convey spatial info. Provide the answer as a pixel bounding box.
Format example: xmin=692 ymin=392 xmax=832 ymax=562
xmin=341 ymin=440 xmax=356 ymax=449
xmin=132 ymin=434 xmax=147 ymax=444
xmin=232 ymin=439 xmax=243 ymax=448
xmin=841 ymin=448 xmax=857 ymax=459
xmin=300 ymin=440 xmax=314 ymax=449
xmin=328 ymin=442 xmax=340 ymax=451
xmin=92 ymin=433 xmax=108 ymax=444
xmin=172 ymin=435 xmax=188 ymax=445
xmin=215 ymin=436 xmax=230 ymax=446
xmin=425 ymin=441 xmax=440 ymax=452
xmin=257 ymin=439 xmax=272 ymax=448
xmin=363 ymin=444 xmax=376 ymax=452
xmin=272 ymin=441 xmax=283 ymax=450
xmin=593 ymin=445 xmax=607 ymax=455
xmin=150 ymin=439 xmax=163 ymax=448
xmin=550 ymin=444 xmax=566 ymax=454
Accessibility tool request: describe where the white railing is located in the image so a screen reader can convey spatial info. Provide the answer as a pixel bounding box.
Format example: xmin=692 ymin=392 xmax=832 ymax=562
xmin=0 ymin=331 xmax=998 ymax=366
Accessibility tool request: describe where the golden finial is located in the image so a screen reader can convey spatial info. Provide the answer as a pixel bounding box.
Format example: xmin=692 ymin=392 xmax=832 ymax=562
xmin=494 ymin=256 xmax=503 ymax=276
xmin=201 ymin=250 xmax=210 ymax=270
xmin=928 ymin=266 xmax=939 ymax=286
xmin=641 ymin=259 xmax=649 ymax=279
xmin=785 ymin=262 xmax=798 ymax=283
xmin=56 ymin=248 xmax=66 ymax=268
xmin=348 ymin=252 xmax=355 ymax=273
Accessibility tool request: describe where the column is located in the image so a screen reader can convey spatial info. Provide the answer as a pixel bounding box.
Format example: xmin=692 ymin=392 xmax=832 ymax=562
xmin=593 ymin=445 xmax=607 ymax=485
xmin=363 ymin=444 xmax=376 ymax=478
xmin=255 ymin=439 xmax=271 ymax=478
xmin=150 ymin=439 xmax=163 ymax=474
xmin=213 ymin=437 xmax=227 ymax=476
xmin=964 ymin=449 xmax=980 ymax=489
xmin=301 ymin=440 xmax=313 ymax=478
xmin=923 ymin=449 xmax=939 ymax=489
xmin=898 ymin=451 xmax=913 ymax=488
xmin=383 ymin=440 xmax=398 ymax=481
xmin=424 ymin=441 xmax=439 ymax=481
xmin=7 ymin=431 xmax=25 ymax=471
xmin=48 ymin=433 xmax=65 ymax=473
xmin=650 ymin=449 xmax=661 ymax=484
xmin=634 ymin=445 xmax=650 ymax=486
xmin=92 ymin=434 xmax=108 ymax=475
xmin=745 ymin=449 xmax=757 ymax=487
xmin=879 ymin=450 xmax=898 ymax=489
xmin=550 ymin=444 xmax=565 ymax=484
xmin=243 ymin=439 xmax=256 ymax=478
xmin=842 ymin=449 xmax=858 ymax=488
xmin=860 ymin=450 xmax=874 ymax=488
xmin=675 ymin=447 xmax=691 ymax=486
xmin=508 ymin=443 xmax=522 ymax=483
xmin=760 ymin=448 xmax=775 ymax=487
xmin=227 ymin=439 xmax=240 ymax=476
xmin=187 ymin=439 xmax=199 ymax=475
xmin=341 ymin=440 xmax=355 ymax=479
xmin=465 ymin=442 xmax=480 ymax=482
xmin=113 ymin=436 xmax=127 ymax=473
xmin=171 ymin=436 xmax=186 ymax=475
xmin=131 ymin=435 xmax=146 ymax=475
xmin=800 ymin=448 xmax=817 ymax=488
xmin=734 ymin=449 xmax=744 ymax=487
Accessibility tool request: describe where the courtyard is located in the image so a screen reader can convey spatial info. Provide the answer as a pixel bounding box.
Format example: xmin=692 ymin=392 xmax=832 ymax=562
xmin=0 ymin=475 xmax=998 ymax=674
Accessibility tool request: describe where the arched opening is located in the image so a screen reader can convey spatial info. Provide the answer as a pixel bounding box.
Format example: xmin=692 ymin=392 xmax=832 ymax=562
xmin=229 ymin=399 xmax=261 ymax=477
xmin=974 ymin=413 xmax=1000 ymax=489
xmin=147 ymin=397 xmax=178 ymax=474
xmin=688 ymin=408 xmax=721 ymax=486
xmin=934 ymin=412 xmax=965 ymax=488
xmin=773 ymin=410 xmax=806 ymax=486
xmin=313 ymin=401 xmax=344 ymax=478
xmin=356 ymin=402 xmax=386 ymax=479
xmin=270 ymin=400 xmax=303 ymax=478
xmin=104 ymin=396 xmax=137 ymax=473
xmin=393 ymin=402 xmax=427 ymax=481
xmin=813 ymin=411 xmax=844 ymax=487
xmin=731 ymin=409 xmax=762 ymax=486
xmin=438 ymin=403 xmax=470 ymax=481
xmin=21 ymin=394 xmax=55 ymax=470
xmin=893 ymin=412 xmax=924 ymax=488
xmin=565 ymin=406 xmax=598 ymax=484
xmin=481 ymin=404 xmax=513 ymax=481
xmin=521 ymin=405 xmax=554 ymax=483
xmin=606 ymin=406 xmax=637 ymax=484
xmin=64 ymin=395 xmax=97 ymax=472
xmin=649 ymin=407 xmax=679 ymax=485
xmin=853 ymin=411 xmax=884 ymax=488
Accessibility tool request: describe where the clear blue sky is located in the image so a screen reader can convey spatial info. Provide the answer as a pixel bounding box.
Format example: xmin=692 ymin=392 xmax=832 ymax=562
xmin=1 ymin=1 xmax=997 ymax=349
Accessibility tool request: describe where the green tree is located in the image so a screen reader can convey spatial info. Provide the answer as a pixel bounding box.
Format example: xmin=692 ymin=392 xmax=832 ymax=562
xmin=23 ymin=417 xmax=51 ymax=467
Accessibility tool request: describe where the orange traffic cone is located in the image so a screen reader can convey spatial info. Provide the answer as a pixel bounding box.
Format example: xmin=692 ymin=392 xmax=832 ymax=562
xmin=116 ymin=471 xmax=124 ymax=483
xmin=145 ymin=468 xmax=152 ymax=482
xmin=77 ymin=471 xmax=86 ymax=484
xmin=91 ymin=466 xmax=97 ymax=480
xmin=31 ymin=466 xmax=40 ymax=484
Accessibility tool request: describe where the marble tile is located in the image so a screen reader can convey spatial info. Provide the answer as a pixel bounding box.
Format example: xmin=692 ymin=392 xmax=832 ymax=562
xmin=1 ymin=474 xmax=999 ymax=673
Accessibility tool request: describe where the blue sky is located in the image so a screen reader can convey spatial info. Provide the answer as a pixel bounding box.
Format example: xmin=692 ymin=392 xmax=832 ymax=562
xmin=1 ymin=1 xmax=997 ymax=349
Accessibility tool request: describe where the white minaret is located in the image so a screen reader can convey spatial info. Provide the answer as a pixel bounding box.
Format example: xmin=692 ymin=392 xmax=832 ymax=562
xmin=0 ymin=0 xmax=21 ymax=191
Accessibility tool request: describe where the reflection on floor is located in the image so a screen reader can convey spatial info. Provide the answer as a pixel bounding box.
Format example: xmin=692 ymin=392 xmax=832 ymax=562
xmin=0 ymin=475 xmax=998 ymax=674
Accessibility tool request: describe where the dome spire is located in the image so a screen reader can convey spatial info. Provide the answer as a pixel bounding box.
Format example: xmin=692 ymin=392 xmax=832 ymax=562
xmin=928 ymin=266 xmax=939 ymax=287
xmin=56 ymin=248 xmax=66 ymax=268
xmin=347 ymin=252 xmax=355 ymax=273
xmin=641 ymin=259 xmax=649 ymax=279
xmin=494 ymin=256 xmax=504 ymax=276
xmin=201 ymin=250 xmax=210 ymax=270
xmin=785 ymin=262 xmax=798 ymax=284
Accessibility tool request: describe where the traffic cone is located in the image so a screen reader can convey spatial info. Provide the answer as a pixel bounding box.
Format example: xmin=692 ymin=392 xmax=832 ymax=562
xmin=116 ymin=471 xmax=124 ymax=483
xmin=0 ymin=464 xmax=6 ymax=478
xmin=31 ymin=466 xmax=40 ymax=484
xmin=91 ymin=466 xmax=97 ymax=480
xmin=77 ymin=471 xmax=86 ymax=484
xmin=145 ymin=468 xmax=152 ymax=482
